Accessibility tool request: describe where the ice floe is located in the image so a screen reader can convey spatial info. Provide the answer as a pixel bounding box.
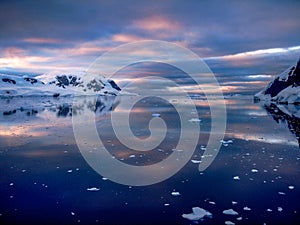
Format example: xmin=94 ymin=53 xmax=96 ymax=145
xmin=152 ymin=113 xmax=161 ymax=117
xmin=277 ymin=207 xmax=283 ymax=212
xmin=191 ymin=159 xmax=201 ymax=164
xmin=223 ymin=209 xmax=238 ymax=215
xmin=251 ymin=169 xmax=258 ymax=173
xmin=87 ymin=187 xmax=100 ymax=191
xmin=233 ymin=176 xmax=240 ymax=180
xmin=171 ymin=191 xmax=181 ymax=196
xmin=243 ymin=207 xmax=251 ymax=211
xmin=188 ymin=118 xmax=201 ymax=122
xmin=182 ymin=207 xmax=212 ymax=221
xmin=225 ymin=221 xmax=235 ymax=225
xmin=289 ymin=186 xmax=295 ymax=190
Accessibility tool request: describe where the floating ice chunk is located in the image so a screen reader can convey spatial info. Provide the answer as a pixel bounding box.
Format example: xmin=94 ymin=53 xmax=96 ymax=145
xmin=67 ymin=170 xmax=73 ymax=173
xmin=225 ymin=221 xmax=235 ymax=225
xmin=289 ymin=186 xmax=295 ymax=190
xmin=71 ymin=212 xmax=75 ymax=216
xmin=9 ymin=183 xmax=14 ymax=186
xmin=171 ymin=191 xmax=181 ymax=196
xmin=243 ymin=207 xmax=251 ymax=211
xmin=278 ymin=207 xmax=283 ymax=212
xmin=267 ymin=209 xmax=272 ymax=212
xmin=209 ymin=201 xmax=216 ymax=205
xmin=191 ymin=159 xmax=201 ymax=164
xmin=164 ymin=203 xmax=170 ymax=206
xmin=188 ymin=118 xmax=201 ymax=122
xmin=236 ymin=217 xmax=243 ymax=220
xmin=182 ymin=207 xmax=212 ymax=221
xmin=223 ymin=209 xmax=238 ymax=215
xmin=102 ymin=177 xmax=108 ymax=181
xmin=87 ymin=187 xmax=100 ymax=191
xmin=221 ymin=140 xmax=233 ymax=145
xmin=233 ymin=176 xmax=240 ymax=180
xmin=152 ymin=113 xmax=161 ymax=117
xmin=251 ymin=169 xmax=258 ymax=173
xmin=278 ymin=192 xmax=286 ymax=195
xmin=232 ymin=201 xmax=238 ymax=205
xmin=129 ymin=154 xmax=136 ymax=158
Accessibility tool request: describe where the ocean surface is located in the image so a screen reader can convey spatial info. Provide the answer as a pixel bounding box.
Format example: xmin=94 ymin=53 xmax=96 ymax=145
xmin=0 ymin=95 xmax=299 ymax=224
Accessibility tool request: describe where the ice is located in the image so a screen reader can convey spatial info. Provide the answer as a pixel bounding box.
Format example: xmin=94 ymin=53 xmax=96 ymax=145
xmin=129 ymin=154 xmax=136 ymax=158
xmin=209 ymin=201 xmax=216 ymax=205
xmin=191 ymin=159 xmax=201 ymax=164
xmin=267 ymin=209 xmax=272 ymax=212
xmin=102 ymin=177 xmax=108 ymax=181
xmin=87 ymin=187 xmax=100 ymax=191
xmin=182 ymin=207 xmax=212 ymax=221
xmin=243 ymin=207 xmax=251 ymax=211
xmin=232 ymin=201 xmax=238 ymax=205
xmin=278 ymin=207 xmax=283 ymax=212
xmin=188 ymin=118 xmax=201 ymax=122
xmin=152 ymin=113 xmax=161 ymax=117
xmin=9 ymin=183 xmax=14 ymax=186
xmin=233 ymin=176 xmax=240 ymax=180
xmin=236 ymin=217 xmax=243 ymax=220
xmin=221 ymin=140 xmax=233 ymax=145
xmin=71 ymin=212 xmax=75 ymax=216
xmin=67 ymin=170 xmax=73 ymax=173
xmin=278 ymin=192 xmax=286 ymax=195
xmin=225 ymin=221 xmax=235 ymax=225
xmin=171 ymin=191 xmax=181 ymax=196
xmin=223 ymin=209 xmax=238 ymax=215
xmin=289 ymin=186 xmax=295 ymax=190
xmin=164 ymin=203 xmax=170 ymax=206
xmin=251 ymin=169 xmax=258 ymax=173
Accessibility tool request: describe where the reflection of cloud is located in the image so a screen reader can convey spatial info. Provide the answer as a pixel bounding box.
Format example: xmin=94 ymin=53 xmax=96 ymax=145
xmin=23 ymin=38 xmax=62 ymax=44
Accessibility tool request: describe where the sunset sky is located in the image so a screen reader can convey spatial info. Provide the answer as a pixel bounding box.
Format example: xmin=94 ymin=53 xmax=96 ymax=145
xmin=0 ymin=0 xmax=299 ymax=83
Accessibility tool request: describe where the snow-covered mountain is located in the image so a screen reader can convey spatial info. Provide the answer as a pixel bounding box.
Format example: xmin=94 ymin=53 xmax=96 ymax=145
xmin=0 ymin=72 xmax=121 ymax=98
xmin=254 ymin=58 xmax=300 ymax=104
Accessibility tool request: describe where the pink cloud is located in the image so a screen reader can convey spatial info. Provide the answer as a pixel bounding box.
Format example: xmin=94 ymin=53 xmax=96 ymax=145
xmin=23 ymin=38 xmax=62 ymax=44
xmin=133 ymin=16 xmax=180 ymax=32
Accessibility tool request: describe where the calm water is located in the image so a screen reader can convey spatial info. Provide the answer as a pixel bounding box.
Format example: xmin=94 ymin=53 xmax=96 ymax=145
xmin=0 ymin=95 xmax=299 ymax=225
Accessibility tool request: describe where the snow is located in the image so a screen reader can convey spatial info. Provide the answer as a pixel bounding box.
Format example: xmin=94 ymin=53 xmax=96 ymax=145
xmin=87 ymin=187 xmax=100 ymax=191
xmin=273 ymin=85 xmax=300 ymax=104
xmin=223 ymin=209 xmax=239 ymax=215
xmin=182 ymin=207 xmax=212 ymax=221
xmin=0 ymin=73 xmax=120 ymax=98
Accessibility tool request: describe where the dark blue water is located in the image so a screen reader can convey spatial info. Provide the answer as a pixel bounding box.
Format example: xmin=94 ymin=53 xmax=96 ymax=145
xmin=0 ymin=96 xmax=299 ymax=224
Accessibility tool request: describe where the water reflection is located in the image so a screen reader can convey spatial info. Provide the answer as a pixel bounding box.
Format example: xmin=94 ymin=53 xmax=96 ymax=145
xmin=0 ymin=95 xmax=118 ymax=120
xmin=264 ymin=103 xmax=300 ymax=147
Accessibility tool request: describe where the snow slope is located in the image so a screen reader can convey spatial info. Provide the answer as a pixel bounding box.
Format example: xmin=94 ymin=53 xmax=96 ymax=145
xmin=0 ymin=73 xmax=121 ymax=98
xmin=255 ymin=59 xmax=300 ymax=104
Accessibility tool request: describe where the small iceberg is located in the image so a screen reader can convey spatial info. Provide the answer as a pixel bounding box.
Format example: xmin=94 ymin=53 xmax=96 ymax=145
xmin=87 ymin=187 xmax=100 ymax=191
xmin=223 ymin=209 xmax=239 ymax=215
xmin=182 ymin=207 xmax=212 ymax=221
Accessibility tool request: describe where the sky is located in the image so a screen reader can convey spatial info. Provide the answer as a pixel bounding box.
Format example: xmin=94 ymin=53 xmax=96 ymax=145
xmin=0 ymin=0 xmax=300 ymax=92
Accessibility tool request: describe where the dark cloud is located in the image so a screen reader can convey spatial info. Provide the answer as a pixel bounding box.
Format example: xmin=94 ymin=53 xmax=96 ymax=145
xmin=0 ymin=0 xmax=299 ymax=77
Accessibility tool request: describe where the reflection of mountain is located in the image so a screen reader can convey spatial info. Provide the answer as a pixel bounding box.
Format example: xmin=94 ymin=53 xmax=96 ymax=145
xmin=0 ymin=96 xmax=118 ymax=121
xmin=264 ymin=103 xmax=300 ymax=147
